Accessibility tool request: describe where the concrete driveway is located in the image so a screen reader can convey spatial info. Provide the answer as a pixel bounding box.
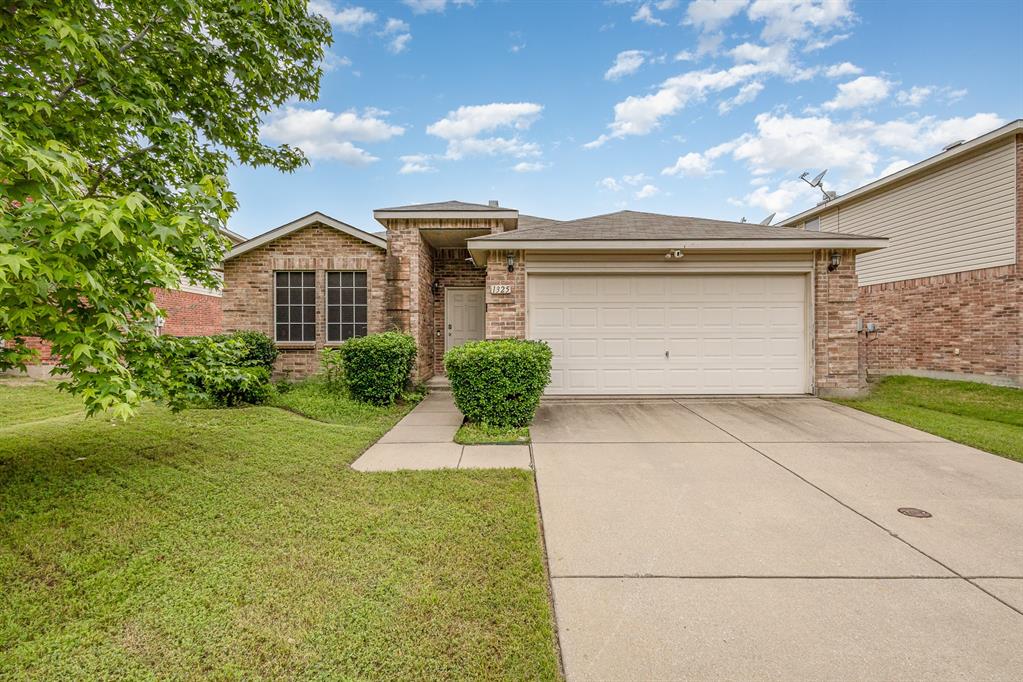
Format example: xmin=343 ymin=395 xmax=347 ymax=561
xmin=531 ymin=398 xmax=1023 ymax=681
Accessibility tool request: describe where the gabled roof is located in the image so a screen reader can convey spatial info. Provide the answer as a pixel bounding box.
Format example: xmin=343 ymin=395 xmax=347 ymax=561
xmin=518 ymin=214 xmax=561 ymax=230
xmin=473 ymin=210 xmax=880 ymax=242
xmin=782 ymin=118 xmax=1023 ymax=226
xmin=467 ymin=209 xmax=887 ymax=260
xmin=375 ymin=200 xmax=517 ymax=212
xmin=225 ymin=211 xmax=386 ymax=261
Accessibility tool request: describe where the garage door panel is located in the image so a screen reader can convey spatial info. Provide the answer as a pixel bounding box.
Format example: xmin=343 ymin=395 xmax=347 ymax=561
xmin=529 ymin=274 xmax=808 ymax=395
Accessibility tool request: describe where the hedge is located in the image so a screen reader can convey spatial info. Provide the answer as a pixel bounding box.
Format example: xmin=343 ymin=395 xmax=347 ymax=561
xmin=444 ymin=339 xmax=552 ymax=427
xmin=328 ymin=331 xmax=417 ymax=405
xmin=212 ymin=330 xmax=278 ymax=372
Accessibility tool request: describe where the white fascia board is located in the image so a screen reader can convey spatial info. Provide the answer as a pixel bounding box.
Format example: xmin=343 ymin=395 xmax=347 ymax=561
xmin=782 ymin=119 xmax=1023 ymax=226
xmin=225 ymin=212 xmax=386 ymax=260
xmin=373 ymin=210 xmax=518 ymax=221
xmin=468 ymin=238 xmax=889 ymax=259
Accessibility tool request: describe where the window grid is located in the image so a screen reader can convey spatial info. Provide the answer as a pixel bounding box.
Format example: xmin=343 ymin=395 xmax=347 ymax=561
xmin=326 ymin=271 xmax=368 ymax=342
xmin=274 ymin=271 xmax=316 ymax=342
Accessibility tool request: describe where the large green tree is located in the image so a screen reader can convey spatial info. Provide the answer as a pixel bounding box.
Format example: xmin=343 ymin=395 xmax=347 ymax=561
xmin=0 ymin=1 xmax=331 ymax=416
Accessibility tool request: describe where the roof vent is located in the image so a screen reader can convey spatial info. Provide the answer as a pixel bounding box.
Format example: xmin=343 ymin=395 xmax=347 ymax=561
xmin=943 ymin=139 xmax=965 ymax=152
xmin=488 ymin=200 xmax=499 ymax=207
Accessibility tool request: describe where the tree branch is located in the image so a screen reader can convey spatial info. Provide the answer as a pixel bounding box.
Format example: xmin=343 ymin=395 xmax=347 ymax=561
xmin=84 ymin=143 xmax=157 ymax=198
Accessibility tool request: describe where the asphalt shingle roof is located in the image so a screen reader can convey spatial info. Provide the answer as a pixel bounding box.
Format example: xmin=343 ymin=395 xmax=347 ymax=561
xmin=475 ymin=210 xmax=878 ymax=241
xmin=375 ymin=200 xmax=516 ymax=212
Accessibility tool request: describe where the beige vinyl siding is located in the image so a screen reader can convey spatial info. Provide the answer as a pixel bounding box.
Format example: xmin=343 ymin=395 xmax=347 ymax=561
xmin=821 ymin=139 xmax=1017 ymax=286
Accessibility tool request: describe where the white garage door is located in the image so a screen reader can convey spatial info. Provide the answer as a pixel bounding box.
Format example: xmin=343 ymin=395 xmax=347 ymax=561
xmin=528 ymin=273 xmax=809 ymax=395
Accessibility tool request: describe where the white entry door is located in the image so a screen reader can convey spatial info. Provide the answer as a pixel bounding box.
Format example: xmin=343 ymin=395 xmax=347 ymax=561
xmin=445 ymin=287 xmax=485 ymax=351
xmin=528 ymin=273 xmax=808 ymax=395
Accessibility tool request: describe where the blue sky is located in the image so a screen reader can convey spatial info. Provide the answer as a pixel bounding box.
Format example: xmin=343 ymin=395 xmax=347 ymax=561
xmin=227 ymin=0 xmax=1023 ymax=236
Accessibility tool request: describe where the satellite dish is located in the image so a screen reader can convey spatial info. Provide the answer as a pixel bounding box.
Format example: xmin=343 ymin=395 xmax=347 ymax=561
xmin=810 ymin=169 xmax=827 ymax=187
xmin=799 ymin=168 xmax=832 ymax=200
xmin=759 ymin=213 xmax=776 ymax=225
xmin=739 ymin=216 xmax=747 ymax=223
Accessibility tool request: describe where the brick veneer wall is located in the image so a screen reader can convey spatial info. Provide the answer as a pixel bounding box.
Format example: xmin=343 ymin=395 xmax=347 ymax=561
xmin=814 ymin=248 xmax=865 ymax=396
xmin=222 ymin=224 xmax=387 ymax=379
xmin=484 ymin=250 xmax=526 ymax=340
xmin=153 ymin=288 xmax=223 ymax=337
xmin=855 ymin=133 xmax=1022 ymax=387
xmin=432 ymin=248 xmax=487 ymax=374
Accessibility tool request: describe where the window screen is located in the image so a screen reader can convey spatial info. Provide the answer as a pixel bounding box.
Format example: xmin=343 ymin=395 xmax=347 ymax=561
xmin=274 ymin=271 xmax=316 ymax=342
xmin=326 ymin=271 xmax=368 ymax=342
xmin=805 ymin=217 xmax=821 ymax=232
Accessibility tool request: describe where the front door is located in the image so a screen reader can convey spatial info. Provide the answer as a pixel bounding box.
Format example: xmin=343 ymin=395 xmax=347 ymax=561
xmin=445 ymin=287 xmax=485 ymax=351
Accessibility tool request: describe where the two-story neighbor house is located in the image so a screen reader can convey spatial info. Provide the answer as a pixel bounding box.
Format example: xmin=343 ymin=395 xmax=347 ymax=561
xmin=223 ymin=202 xmax=886 ymax=397
xmin=782 ymin=119 xmax=1022 ymax=388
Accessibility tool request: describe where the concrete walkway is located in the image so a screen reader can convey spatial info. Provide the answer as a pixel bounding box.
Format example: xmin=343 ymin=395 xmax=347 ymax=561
xmin=351 ymin=392 xmax=530 ymax=471
xmin=533 ymin=398 xmax=1023 ymax=680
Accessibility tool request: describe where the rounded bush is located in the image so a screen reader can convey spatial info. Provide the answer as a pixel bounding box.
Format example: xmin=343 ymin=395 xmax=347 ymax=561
xmin=216 ymin=330 xmax=278 ymax=371
xmin=444 ymin=339 xmax=552 ymax=427
xmin=333 ymin=331 xmax=417 ymax=405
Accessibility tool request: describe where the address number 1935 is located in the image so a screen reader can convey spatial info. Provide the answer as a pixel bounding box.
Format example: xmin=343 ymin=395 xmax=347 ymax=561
xmin=490 ymin=284 xmax=512 ymax=295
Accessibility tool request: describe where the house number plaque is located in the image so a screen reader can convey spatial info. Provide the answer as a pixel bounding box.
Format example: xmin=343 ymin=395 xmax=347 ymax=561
xmin=490 ymin=284 xmax=512 ymax=295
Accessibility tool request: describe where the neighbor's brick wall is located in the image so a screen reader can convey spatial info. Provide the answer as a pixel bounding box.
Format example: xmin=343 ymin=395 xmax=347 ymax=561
xmin=153 ymin=288 xmax=223 ymax=337
xmin=222 ymin=224 xmax=386 ymax=379
xmin=814 ymin=249 xmax=864 ymax=396
xmin=432 ymin=248 xmax=487 ymax=374
xmin=855 ymin=133 xmax=1022 ymax=387
xmin=485 ymin=250 xmax=526 ymax=340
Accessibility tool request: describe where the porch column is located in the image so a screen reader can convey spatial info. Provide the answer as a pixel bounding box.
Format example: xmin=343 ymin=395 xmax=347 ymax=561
xmin=485 ymin=250 xmax=526 ymax=340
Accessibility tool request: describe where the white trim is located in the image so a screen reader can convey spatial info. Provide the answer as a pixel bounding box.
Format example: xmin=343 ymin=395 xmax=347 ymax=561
xmin=782 ymin=119 xmax=1023 ymax=226
xmin=374 ymin=209 xmax=518 ymax=220
xmin=226 ymin=212 xmax=386 ymax=261
xmin=468 ymin=238 xmax=887 ymax=261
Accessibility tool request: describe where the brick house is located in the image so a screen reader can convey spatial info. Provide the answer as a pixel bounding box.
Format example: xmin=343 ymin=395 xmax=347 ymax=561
xmin=223 ymin=203 xmax=886 ymax=397
xmin=781 ymin=119 xmax=1022 ymax=388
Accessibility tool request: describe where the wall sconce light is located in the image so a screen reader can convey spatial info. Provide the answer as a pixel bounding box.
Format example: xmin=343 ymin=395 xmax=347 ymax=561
xmin=506 ymin=252 xmax=515 ymax=273
xmin=430 ymin=278 xmax=441 ymax=295
xmin=827 ymin=251 xmax=842 ymax=272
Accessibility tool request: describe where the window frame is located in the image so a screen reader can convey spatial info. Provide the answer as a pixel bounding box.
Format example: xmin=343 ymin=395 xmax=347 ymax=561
xmin=324 ymin=270 xmax=369 ymax=345
xmin=273 ymin=270 xmax=317 ymax=344
xmin=804 ymin=217 xmax=821 ymax=232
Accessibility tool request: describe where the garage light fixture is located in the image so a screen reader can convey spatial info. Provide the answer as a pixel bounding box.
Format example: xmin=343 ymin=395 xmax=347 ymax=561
xmin=506 ymin=252 xmax=515 ymax=273
xmin=664 ymin=249 xmax=684 ymax=261
xmin=827 ymin=251 xmax=842 ymax=272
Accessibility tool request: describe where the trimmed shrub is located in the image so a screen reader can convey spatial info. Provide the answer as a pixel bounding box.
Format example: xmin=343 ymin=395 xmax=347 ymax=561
xmin=444 ymin=339 xmax=552 ymax=427
xmin=333 ymin=331 xmax=417 ymax=405
xmin=214 ymin=330 xmax=278 ymax=371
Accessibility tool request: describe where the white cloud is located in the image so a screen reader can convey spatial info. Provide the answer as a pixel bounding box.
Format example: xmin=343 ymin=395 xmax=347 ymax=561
xmin=399 ymin=154 xmax=436 ymax=174
xmin=605 ymin=50 xmax=648 ymax=81
xmin=718 ymin=80 xmax=764 ymax=113
xmin=403 ymin=0 xmax=474 ymax=13
xmin=632 ymin=3 xmax=667 ymax=26
xmin=685 ymin=0 xmax=748 ymax=31
xmin=587 ymin=42 xmax=811 ymax=146
xmin=895 ymin=85 xmax=967 ymax=108
xmin=696 ymin=31 xmax=725 ymax=56
xmin=388 ymin=33 xmax=412 ymax=53
xmin=741 ymin=179 xmax=820 ymax=216
xmin=598 ymin=177 xmax=623 ymax=192
xmin=320 ymin=52 xmax=352 ymax=72
xmin=822 ymin=75 xmax=893 ymax=110
xmin=381 ymin=17 xmax=409 ymax=33
xmin=674 ymin=49 xmax=695 ymax=61
xmin=309 ymin=2 xmax=376 ymax=33
xmin=662 ymin=139 xmax=734 ymax=176
xmin=634 ymin=183 xmax=661 ymax=199
xmin=747 ymin=0 xmax=855 ymax=43
xmin=803 ymin=32 xmax=850 ymax=52
xmin=427 ymin=102 xmax=542 ymax=140
xmin=868 ymin=113 xmax=1005 ymax=154
xmin=656 ymin=0 xmax=679 ymax=9
xmin=824 ymin=62 xmax=861 ymax=78
xmin=513 ymin=161 xmax=547 ymax=172
xmin=623 ymin=173 xmax=650 ymax=186
xmin=261 ymin=106 xmax=404 ymax=165
xmin=878 ymin=159 xmax=912 ymax=178
xmin=443 ymin=137 xmax=540 ymax=160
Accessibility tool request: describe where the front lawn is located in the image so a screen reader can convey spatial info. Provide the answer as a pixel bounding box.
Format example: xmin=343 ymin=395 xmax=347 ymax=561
xmin=0 ymin=380 xmax=559 ymax=679
xmin=830 ymin=375 xmax=1023 ymax=463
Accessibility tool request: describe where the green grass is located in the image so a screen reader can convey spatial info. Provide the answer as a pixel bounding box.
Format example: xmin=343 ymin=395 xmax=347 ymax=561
xmin=0 ymin=380 xmax=559 ymax=679
xmin=0 ymin=379 xmax=84 ymax=429
xmin=830 ymin=375 xmax=1023 ymax=463
xmin=455 ymin=423 xmax=531 ymax=445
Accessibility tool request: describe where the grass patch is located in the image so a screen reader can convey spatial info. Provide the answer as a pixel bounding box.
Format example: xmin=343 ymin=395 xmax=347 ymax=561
xmin=0 ymin=382 xmax=559 ymax=679
xmin=270 ymin=378 xmax=418 ymax=429
xmin=0 ymin=378 xmax=84 ymax=428
xmin=455 ymin=423 xmax=531 ymax=445
xmin=830 ymin=375 xmax=1023 ymax=463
